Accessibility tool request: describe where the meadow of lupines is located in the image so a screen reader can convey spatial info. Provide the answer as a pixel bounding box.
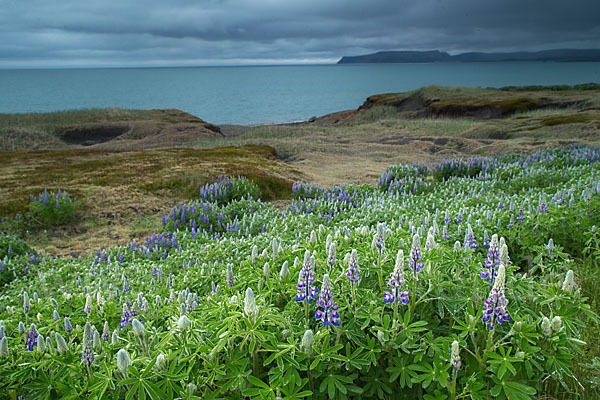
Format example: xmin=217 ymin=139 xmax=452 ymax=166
xmin=1 ymin=145 xmax=600 ymax=399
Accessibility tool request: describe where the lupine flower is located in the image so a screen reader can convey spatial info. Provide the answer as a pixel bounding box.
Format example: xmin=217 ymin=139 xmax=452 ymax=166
xmin=56 ymin=332 xmax=68 ymax=354
xmin=84 ymin=294 xmax=92 ymax=314
xmin=499 ymin=243 xmax=510 ymax=268
xmin=37 ymin=334 xmax=46 ymax=352
xmin=453 ymin=241 xmax=462 ymax=252
xmin=482 ymin=230 xmax=490 ymax=247
xmin=263 ymin=262 xmax=270 ymax=279
xmin=409 ymin=234 xmax=424 ymax=276
xmin=178 ymin=315 xmax=191 ymax=332
xmin=244 ymin=288 xmax=259 ymax=322
xmin=450 ymin=340 xmax=461 ymax=370
xmin=482 ymin=264 xmax=510 ymax=330
xmin=425 ymin=232 xmax=437 ymax=251
xmin=26 ymin=324 xmax=39 ymax=351
xmin=383 ymin=250 xmax=409 ymax=305
xmin=295 ymin=251 xmax=319 ymax=303
xmin=315 ymin=274 xmax=340 ymax=327
xmin=155 ymin=353 xmax=166 ymax=371
xmin=93 ymin=330 xmax=101 ymax=351
xmin=82 ymin=322 xmax=94 ymax=365
xmin=23 ymin=292 xmax=30 ymax=314
xmin=551 ymin=316 xmax=562 ymax=333
xmin=328 ymin=241 xmax=336 ymax=268
xmin=547 ymin=238 xmax=554 ymax=255
xmin=65 ymin=317 xmax=73 ymax=333
xmin=279 ymin=261 xmax=289 ymax=280
xmin=116 ymin=349 xmax=131 ymax=375
xmin=53 ymin=310 xmax=60 ymax=321
xmin=346 ymin=249 xmax=360 ymax=283
xmin=271 ymin=238 xmax=279 ymax=259
xmin=111 ymin=330 xmax=119 ymax=345
xmin=480 ymin=234 xmax=501 ymax=283
xmin=0 ymin=336 xmax=8 ymax=358
xmin=226 ymin=264 xmax=235 ymax=287
xmin=132 ymin=319 xmax=145 ymax=338
xmin=541 ymin=317 xmax=552 ymax=337
xmin=562 ymin=270 xmax=575 ymax=293
xmin=463 ymin=224 xmax=477 ymax=250
xmin=17 ymin=321 xmax=26 ymax=334
xmin=373 ymin=222 xmax=386 ymax=254
xmin=301 ymin=329 xmax=314 ymax=355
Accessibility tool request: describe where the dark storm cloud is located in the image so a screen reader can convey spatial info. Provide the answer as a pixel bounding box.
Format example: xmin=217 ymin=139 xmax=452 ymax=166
xmin=0 ymin=0 xmax=598 ymax=67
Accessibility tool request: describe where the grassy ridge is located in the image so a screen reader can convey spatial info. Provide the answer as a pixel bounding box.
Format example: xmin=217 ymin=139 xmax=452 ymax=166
xmin=0 ymin=145 xmax=302 ymax=256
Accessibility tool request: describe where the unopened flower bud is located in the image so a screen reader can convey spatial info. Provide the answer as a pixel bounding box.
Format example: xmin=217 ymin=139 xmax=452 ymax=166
xmin=550 ymin=316 xmax=562 ymax=333
xmin=541 ymin=317 xmax=552 ymax=337
xmin=301 ymin=329 xmax=314 ymax=355
xmin=132 ymin=319 xmax=145 ymax=338
xmin=56 ymin=332 xmax=68 ymax=354
xmin=116 ymin=349 xmax=131 ymax=374
xmin=0 ymin=337 xmax=8 ymax=357
xmin=450 ymin=340 xmax=461 ymax=370
xmin=178 ymin=315 xmax=191 ymax=332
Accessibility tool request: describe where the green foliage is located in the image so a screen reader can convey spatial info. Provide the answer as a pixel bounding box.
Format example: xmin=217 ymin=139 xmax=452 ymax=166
xmin=0 ymin=145 xmax=599 ymax=399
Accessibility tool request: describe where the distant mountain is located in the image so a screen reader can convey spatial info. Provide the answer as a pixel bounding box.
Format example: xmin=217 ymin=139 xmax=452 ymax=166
xmin=337 ymin=49 xmax=600 ymax=64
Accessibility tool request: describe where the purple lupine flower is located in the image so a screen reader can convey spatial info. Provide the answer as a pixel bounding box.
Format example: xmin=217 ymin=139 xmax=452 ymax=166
xmin=463 ymin=224 xmax=477 ymax=250
xmin=480 ymin=234 xmax=500 ymax=283
xmin=102 ymin=321 xmax=110 ymax=342
xmin=384 ymin=250 xmax=410 ymax=305
xmin=64 ymin=317 xmax=73 ymax=333
xmin=26 ymin=324 xmax=39 ymax=351
xmin=82 ymin=323 xmax=94 ymax=365
xmin=482 ymin=264 xmax=510 ymax=330
xmin=346 ymin=249 xmax=360 ymax=283
xmin=295 ymin=251 xmax=319 ymax=303
xmin=120 ymin=303 xmax=136 ymax=330
xmin=23 ymin=292 xmax=30 ymax=314
xmin=315 ymin=274 xmax=340 ymax=327
xmin=409 ymin=234 xmax=424 ymax=275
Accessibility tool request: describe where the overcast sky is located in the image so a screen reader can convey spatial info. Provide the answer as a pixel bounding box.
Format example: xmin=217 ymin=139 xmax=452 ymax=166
xmin=1 ymin=0 xmax=599 ymax=68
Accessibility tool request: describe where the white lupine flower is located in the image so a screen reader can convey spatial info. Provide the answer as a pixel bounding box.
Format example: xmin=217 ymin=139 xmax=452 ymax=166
xmin=450 ymin=340 xmax=461 ymax=370
xmin=0 ymin=337 xmax=8 ymax=358
xmin=550 ymin=316 xmax=562 ymax=333
xmin=56 ymin=332 xmax=68 ymax=354
xmin=263 ymin=262 xmax=270 ymax=278
xmin=132 ymin=319 xmax=145 ymax=338
xmin=541 ymin=317 xmax=552 ymax=337
xmin=178 ymin=315 xmax=191 ymax=332
xmin=251 ymin=245 xmax=258 ymax=262
xmin=310 ymin=230 xmax=317 ymax=243
xmin=499 ymin=243 xmax=509 ymax=267
xmin=155 ymin=354 xmax=166 ymax=371
xmin=453 ymin=241 xmax=461 ymax=253
xmin=116 ymin=349 xmax=131 ymax=375
xmin=562 ymin=270 xmax=574 ymax=293
xmin=325 ymin=234 xmax=333 ymax=254
xmin=37 ymin=335 xmax=46 ymax=352
xmin=301 ymin=329 xmax=314 ymax=355
xmin=111 ymin=330 xmax=119 ymax=345
xmin=244 ymin=288 xmax=259 ymax=321
xmin=279 ymin=261 xmax=289 ymax=280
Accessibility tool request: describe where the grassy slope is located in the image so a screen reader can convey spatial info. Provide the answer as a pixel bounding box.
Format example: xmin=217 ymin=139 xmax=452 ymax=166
xmin=0 ymin=145 xmax=302 ymax=256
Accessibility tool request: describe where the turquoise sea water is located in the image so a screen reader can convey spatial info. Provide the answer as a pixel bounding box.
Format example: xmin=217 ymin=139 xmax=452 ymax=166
xmin=1 ymin=63 xmax=599 ymax=125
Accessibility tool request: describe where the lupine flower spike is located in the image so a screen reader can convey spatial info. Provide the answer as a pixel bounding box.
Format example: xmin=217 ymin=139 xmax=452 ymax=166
xmin=409 ymin=234 xmax=424 ymax=277
xmin=346 ymin=249 xmax=360 ymax=283
xmin=480 ymin=234 xmax=500 ymax=283
xmin=295 ymin=251 xmax=318 ymax=303
xmin=450 ymin=340 xmax=461 ymax=370
xmin=482 ymin=264 xmax=510 ymax=330
xmin=315 ymin=274 xmax=340 ymax=327
xmin=384 ymin=250 xmax=410 ymax=305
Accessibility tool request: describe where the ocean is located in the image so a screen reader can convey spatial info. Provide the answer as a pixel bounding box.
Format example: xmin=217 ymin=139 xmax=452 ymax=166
xmin=1 ymin=63 xmax=599 ymax=125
